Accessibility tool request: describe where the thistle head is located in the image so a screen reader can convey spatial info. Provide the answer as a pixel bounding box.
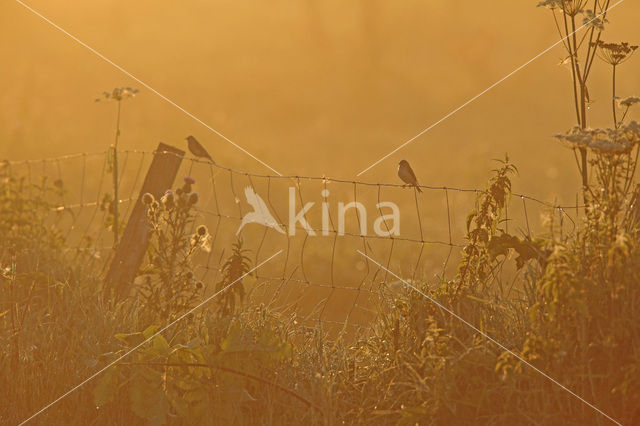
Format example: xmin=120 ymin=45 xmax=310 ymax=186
xmin=142 ymin=193 xmax=155 ymax=206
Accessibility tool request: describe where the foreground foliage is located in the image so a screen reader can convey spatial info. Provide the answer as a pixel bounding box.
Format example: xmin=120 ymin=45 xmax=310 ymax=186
xmin=2 ymin=3 xmax=640 ymax=424
xmin=2 ymin=149 xmax=640 ymax=424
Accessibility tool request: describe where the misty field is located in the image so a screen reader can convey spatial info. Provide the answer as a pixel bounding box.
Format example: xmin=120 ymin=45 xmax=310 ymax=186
xmin=2 ymin=1 xmax=640 ymax=425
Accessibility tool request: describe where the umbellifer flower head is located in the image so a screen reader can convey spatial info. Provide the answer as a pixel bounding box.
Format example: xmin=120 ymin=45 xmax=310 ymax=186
xmin=592 ymin=40 xmax=638 ymax=66
xmin=617 ymin=96 xmax=640 ymax=109
xmin=537 ymin=0 xmax=588 ymax=16
xmin=95 ymin=86 xmax=139 ymax=102
xmin=555 ymin=121 xmax=640 ymax=156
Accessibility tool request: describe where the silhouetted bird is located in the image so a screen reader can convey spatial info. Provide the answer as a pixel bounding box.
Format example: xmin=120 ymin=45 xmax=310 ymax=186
xmin=186 ymin=135 xmax=214 ymax=163
xmin=397 ymin=160 xmax=422 ymax=193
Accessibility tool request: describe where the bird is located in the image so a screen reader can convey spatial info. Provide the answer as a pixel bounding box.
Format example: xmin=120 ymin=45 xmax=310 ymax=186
xmin=236 ymin=187 xmax=285 ymax=235
xmin=186 ymin=135 xmax=214 ymax=163
xmin=397 ymin=160 xmax=422 ymax=193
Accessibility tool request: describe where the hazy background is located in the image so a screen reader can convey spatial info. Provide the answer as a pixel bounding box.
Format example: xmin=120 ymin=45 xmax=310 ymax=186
xmin=0 ymin=0 xmax=640 ymax=332
xmin=1 ymin=0 xmax=639 ymax=202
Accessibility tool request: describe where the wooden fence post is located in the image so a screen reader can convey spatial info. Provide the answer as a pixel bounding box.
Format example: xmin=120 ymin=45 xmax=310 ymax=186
xmin=104 ymin=142 xmax=185 ymax=299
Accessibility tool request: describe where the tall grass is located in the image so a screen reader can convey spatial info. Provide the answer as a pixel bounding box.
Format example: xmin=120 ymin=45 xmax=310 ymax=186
xmin=2 ymin=2 xmax=640 ymax=424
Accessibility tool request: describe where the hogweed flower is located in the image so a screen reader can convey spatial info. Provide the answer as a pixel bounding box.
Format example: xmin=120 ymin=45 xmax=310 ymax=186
xmin=592 ymin=41 xmax=638 ymax=66
xmin=537 ymin=0 xmax=563 ymax=10
xmin=95 ymin=87 xmax=139 ymax=103
xmin=555 ymin=121 xmax=640 ymax=156
xmin=537 ymin=0 xmax=588 ymax=16
xmin=582 ymin=9 xmax=608 ymax=31
xmin=617 ymin=96 xmax=640 ymax=109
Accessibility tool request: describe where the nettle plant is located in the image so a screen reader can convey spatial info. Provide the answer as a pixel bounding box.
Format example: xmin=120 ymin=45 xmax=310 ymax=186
xmin=134 ymin=177 xmax=211 ymax=323
xmin=215 ymin=239 xmax=251 ymax=319
xmin=491 ymin=4 xmax=640 ymax=423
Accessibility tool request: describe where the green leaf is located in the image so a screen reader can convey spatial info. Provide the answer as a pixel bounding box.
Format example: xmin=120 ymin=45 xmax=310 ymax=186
xmin=143 ymin=325 xmax=161 ymax=340
xmin=168 ymin=393 xmax=190 ymax=418
xmin=94 ymin=367 xmax=119 ymax=407
xmin=466 ymin=210 xmax=477 ymax=232
xmin=488 ymin=233 xmax=520 ymax=260
xmin=129 ymin=368 xmax=167 ymax=425
xmin=220 ymin=323 xmax=245 ymax=353
xmin=115 ymin=331 xmax=145 ymax=347
xmin=149 ymin=334 xmax=171 ymax=357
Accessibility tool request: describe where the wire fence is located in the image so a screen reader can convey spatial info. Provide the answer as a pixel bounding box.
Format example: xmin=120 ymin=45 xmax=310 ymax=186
xmin=2 ymin=148 xmax=582 ymax=333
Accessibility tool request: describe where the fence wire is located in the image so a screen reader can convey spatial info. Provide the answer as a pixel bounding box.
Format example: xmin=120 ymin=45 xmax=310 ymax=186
xmin=2 ymin=149 xmax=582 ymax=333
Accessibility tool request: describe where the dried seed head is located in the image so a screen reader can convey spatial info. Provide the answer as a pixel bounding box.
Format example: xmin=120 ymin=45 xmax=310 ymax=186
xmin=142 ymin=193 xmax=154 ymax=205
xmin=161 ymin=190 xmax=175 ymax=208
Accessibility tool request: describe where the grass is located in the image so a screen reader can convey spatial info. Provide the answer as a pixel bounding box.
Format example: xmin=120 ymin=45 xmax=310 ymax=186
xmin=2 ymin=2 xmax=640 ymax=425
xmin=2 ymin=142 xmax=640 ymax=424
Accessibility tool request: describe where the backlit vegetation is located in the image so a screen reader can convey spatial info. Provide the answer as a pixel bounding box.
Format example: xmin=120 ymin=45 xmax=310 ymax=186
xmin=1 ymin=2 xmax=640 ymax=424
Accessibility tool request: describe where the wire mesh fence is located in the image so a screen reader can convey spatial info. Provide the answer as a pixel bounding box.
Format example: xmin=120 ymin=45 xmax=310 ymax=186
xmin=1 ymin=147 xmax=582 ymax=334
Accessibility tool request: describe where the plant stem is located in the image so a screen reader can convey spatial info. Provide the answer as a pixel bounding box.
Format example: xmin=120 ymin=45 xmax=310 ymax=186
xmin=112 ymin=100 xmax=121 ymax=247
xmin=612 ymin=64 xmax=618 ymax=128
xmin=563 ymin=13 xmax=582 ymax=125
xmin=569 ymin=14 xmax=591 ymax=205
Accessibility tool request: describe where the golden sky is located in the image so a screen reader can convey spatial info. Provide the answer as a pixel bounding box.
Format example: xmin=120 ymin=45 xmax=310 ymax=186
xmin=1 ymin=0 xmax=639 ymax=202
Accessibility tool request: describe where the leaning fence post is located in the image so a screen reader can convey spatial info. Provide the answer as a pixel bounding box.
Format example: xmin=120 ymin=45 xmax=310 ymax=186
xmin=104 ymin=142 xmax=185 ymax=299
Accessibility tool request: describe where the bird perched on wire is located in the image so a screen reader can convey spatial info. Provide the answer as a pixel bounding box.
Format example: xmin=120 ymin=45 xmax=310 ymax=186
xmin=186 ymin=135 xmax=215 ymax=163
xmin=397 ymin=160 xmax=422 ymax=193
